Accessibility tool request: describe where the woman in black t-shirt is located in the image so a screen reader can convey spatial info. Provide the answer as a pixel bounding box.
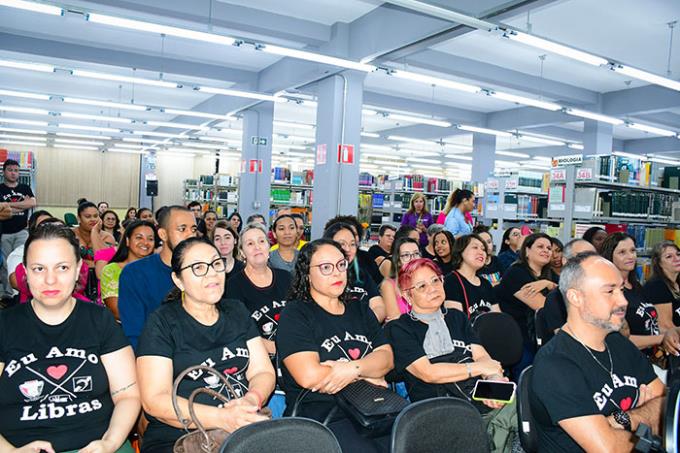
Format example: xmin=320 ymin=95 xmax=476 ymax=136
xmin=642 ymin=241 xmax=680 ymax=330
xmin=277 ymin=239 xmax=393 ymax=453
xmin=323 ymin=222 xmax=386 ymax=322
xmin=444 ymin=234 xmax=499 ymax=321
xmin=474 ymin=226 xmax=503 ymax=286
xmin=226 ymin=223 xmax=291 ymax=357
xmin=212 ymin=221 xmax=244 ymax=281
xmin=433 ymin=230 xmax=456 ymax=275
xmin=601 ymin=233 xmax=663 ymax=360
xmin=387 ymin=258 xmax=516 ymax=452
xmin=0 ymin=224 xmax=140 ymax=453
xmin=137 ymin=237 xmax=275 ymax=453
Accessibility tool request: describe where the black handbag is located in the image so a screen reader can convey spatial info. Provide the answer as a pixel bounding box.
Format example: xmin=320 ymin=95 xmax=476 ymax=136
xmin=335 ymin=379 xmax=409 ymax=437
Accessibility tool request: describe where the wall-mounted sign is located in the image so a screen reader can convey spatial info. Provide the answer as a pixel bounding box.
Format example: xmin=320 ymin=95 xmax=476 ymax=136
xmin=337 ymin=144 xmax=355 ymax=164
xmin=316 ymin=144 xmax=327 ymax=165
xmin=551 ymin=154 xmax=583 ymax=167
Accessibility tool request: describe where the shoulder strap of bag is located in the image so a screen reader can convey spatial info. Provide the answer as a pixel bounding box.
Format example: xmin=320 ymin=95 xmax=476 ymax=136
xmin=453 ymin=271 xmax=471 ymax=320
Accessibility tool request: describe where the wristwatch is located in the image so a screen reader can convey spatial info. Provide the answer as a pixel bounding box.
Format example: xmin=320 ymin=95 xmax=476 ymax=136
xmin=613 ymin=410 xmax=632 ymax=431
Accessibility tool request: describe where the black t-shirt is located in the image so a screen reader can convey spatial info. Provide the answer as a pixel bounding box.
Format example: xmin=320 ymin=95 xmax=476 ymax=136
xmin=346 ymin=268 xmax=380 ymax=307
xmin=225 ymin=259 xmax=245 ymax=282
xmin=420 ymin=247 xmax=436 ymax=261
xmin=497 ymin=263 xmax=539 ymax=344
xmin=624 ymin=287 xmax=660 ymax=357
xmin=387 ymin=309 xmax=482 ymax=405
xmin=358 ymin=248 xmax=383 ymax=285
xmin=367 ymin=244 xmax=388 ymax=262
xmin=443 ymin=271 xmax=497 ymax=321
xmin=531 ymin=331 xmax=657 ymax=452
xmin=276 ymin=299 xmax=387 ymax=421
xmin=226 ymin=268 xmax=291 ymax=343
xmin=0 ymin=301 xmax=128 ymax=451
xmin=542 ymin=289 xmax=567 ymax=341
xmin=477 ymin=255 xmax=503 ymax=286
xmin=642 ymin=277 xmax=680 ymax=326
xmin=0 ymin=183 xmax=34 ymax=234
xmin=136 ymin=298 xmax=260 ymax=451
xmin=435 ymin=258 xmax=454 ymax=276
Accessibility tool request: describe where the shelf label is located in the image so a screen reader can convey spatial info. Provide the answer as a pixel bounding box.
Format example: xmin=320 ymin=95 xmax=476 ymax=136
xmin=550 ymin=203 xmax=566 ymax=211
xmin=576 ymin=167 xmax=593 ymax=181
xmin=486 ymin=179 xmax=500 ymax=190
xmin=551 ymin=168 xmax=567 ymax=182
xmin=316 ymin=144 xmax=327 ymax=165
xmin=574 ymin=205 xmax=592 ymax=213
xmin=337 ymin=144 xmax=355 ymax=164
xmin=504 ymin=179 xmax=519 ymax=190
xmin=552 ymin=154 xmax=583 ymax=167
xmin=504 ymin=204 xmax=517 ymax=213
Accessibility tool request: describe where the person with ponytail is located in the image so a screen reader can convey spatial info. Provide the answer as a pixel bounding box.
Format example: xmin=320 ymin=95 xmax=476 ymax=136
xmin=443 ymin=189 xmax=475 ymax=237
xmin=136 ymin=237 xmax=275 ymax=452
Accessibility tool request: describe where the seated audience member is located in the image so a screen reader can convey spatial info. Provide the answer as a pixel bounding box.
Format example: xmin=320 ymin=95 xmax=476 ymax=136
xmin=203 ymin=210 xmax=218 ymax=240
xmin=246 ymin=213 xmax=266 ymax=227
xmin=642 ymin=241 xmax=680 ymax=331
xmin=401 ymin=192 xmax=434 ymax=247
xmin=549 ymin=237 xmax=564 ymax=282
xmin=367 ymin=224 xmax=396 ymax=266
xmin=388 ymin=258 xmax=516 ymax=453
xmin=444 ymin=234 xmax=500 ymax=320
xmin=378 ymin=225 xmax=420 ymax=279
xmin=323 ymin=222 xmax=386 ymax=322
xmin=270 ymin=213 xmax=307 ymax=250
xmin=531 ymin=252 xmax=665 ymax=452
xmin=277 ymin=239 xmax=393 ymax=452
xmin=433 ymin=229 xmax=456 ymax=275
xmin=443 ymin=189 xmax=475 ymax=238
xmin=497 ymin=227 xmax=523 ymax=274
xmin=101 ymin=209 xmax=123 ymax=244
xmin=0 ymin=224 xmax=140 ymax=452
xmin=601 ymin=233 xmax=663 ymax=363
xmin=422 ymin=224 xmax=444 ymax=261
xmin=211 ymin=220 xmax=244 ymax=280
xmin=100 ymin=221 xmax=157 ymax=320
xmin=7 ymin=210 xmax=52 ymax=297
xmin=226 ymin=223 xmax=291 ymax=358
xmin=582 ymin=226 xmax=608 ymax=254
xmin=497 ymin=233 xmax=556 ymax=377
xmin=136 ymin=207 xmax=154 ymax=223
xmin=325 ymin=215 xmax=382 ymax=285
xmin=73 ymin=201 xmax=116 ymax=269
xmin=228 ymin=211 xmax=243 ymax=234
xmin=119 ymin=206 xmax=197 ymax=349
xmin=137 ymin=237 xmax=275 ymax=453
xmin=542 ymin=239 xmax=596 ymax=338
xmin=381 ymin=237 xmax=422 ymax=320
xmin=268 ymin=214 xmax=299 ymax=273
xmin=122 ymin=207 xmax=137 ymax=229
xmin=474 ymin=225 xmax=503 ymax=286
xmin=97 ymin=200 xmax=109 ymax=215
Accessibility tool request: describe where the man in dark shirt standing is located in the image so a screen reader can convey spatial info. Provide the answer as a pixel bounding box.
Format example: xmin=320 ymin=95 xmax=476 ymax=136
xmin=531 ymin=252 xmax=664 ymax=452
xmin=0 ymin=159 xmax=36 ymax=297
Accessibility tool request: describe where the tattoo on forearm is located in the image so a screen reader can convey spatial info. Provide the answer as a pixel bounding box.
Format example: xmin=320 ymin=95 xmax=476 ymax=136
xmin=111 ymin=381 xmax=137 ymax=397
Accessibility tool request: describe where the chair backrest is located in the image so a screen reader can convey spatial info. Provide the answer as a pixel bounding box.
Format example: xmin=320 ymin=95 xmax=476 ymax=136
xmin=472 ymin=312 xmax=523 ymax=367
xmin=219 ymin=417 xmax=342 ymax=453
xmin=534 ymin=308 xmax=547 ymax=347
xmin=391 ymin=397 xmax=490 ymax=453
xmin=517 ymin=366 xmax=538 ymax=453
xmin=64 ymin=212 xmax=78 ymax=227
xmin=665 ymin=382 xmax=680 ymax=453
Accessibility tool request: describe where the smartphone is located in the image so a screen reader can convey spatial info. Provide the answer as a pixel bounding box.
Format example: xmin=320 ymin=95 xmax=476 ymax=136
xmin=472 ymin=380 xmax=516 ymax=404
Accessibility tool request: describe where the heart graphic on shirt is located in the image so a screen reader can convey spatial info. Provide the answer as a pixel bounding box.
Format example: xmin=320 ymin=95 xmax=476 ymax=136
xmin=274 ymin=313 xmax=281 ymax=321
xmin=650 ymin=310 xmax=657 ymax=318
xmin=46 ymin=365 xmax=68 ymax=380
xmin=224 ymin=367 xmax=238 ymax=375
xmin=348 ymin=348 xmax=361 ymax=360
xmin=619 ymin=397 xmax=633 ymax=411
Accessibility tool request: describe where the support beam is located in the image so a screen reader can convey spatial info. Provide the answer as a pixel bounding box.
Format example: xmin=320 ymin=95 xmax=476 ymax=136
xmin=623 ymin=137 xmax=680 ymax=154
xmin=487 ymin=107 xmax=574 ymax=130
xmin=363 ymin=91 xmax=484 ymax=124
xmin=603 ymin=85 xmax=680 ymax=117
xmin=471 ymin=133 xmax=496 ymax=182
xmin=583 ymin=120 xmax=613 ymax=155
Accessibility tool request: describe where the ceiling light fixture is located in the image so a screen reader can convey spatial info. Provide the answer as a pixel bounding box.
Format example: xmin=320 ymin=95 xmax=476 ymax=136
xmin=0 ymin=0 xmax=62 ymax=15
xmin=503 ymin=30 xmax=608 ymax=66
xmin=0 ymin=133 xmax=45 ymax=141
xmin=272 ymin=144 xmax=310 ymax=150
xmin=517 ymin=134 xmax=566 ymax=146
xmin=122 ymin=137 xmax=167 ymax=144
xmin=564 ymin=108 xmax=624 ymax=125
xmin=386 ymin=113 xmax=451 ymax=128
xmin=0 ymin=139 xmax=46 ymax=147
xmin=567 ymin=143 xmax=585 ymax=150
xmin=0 ymin=105 xmax=50 ymax=115
xmin=0 ymin=59 xmax=54 ymax=73
xmin=146 ymin=120 xmax=209 ymax=130
xmin=57 ymin=123 xmax=120 ymax=133
xmin=256 ymin=44 xmax=376 ymax=73
xmin=164 ymin=147 xmax=210 ymax=155
xmin=0 ymin=118 xmax=48 ymax=126
xmin=52 ymin=144 xmax=99 ymax=151
xmin=458 ymin=124 xmax=513 ymax=137
xmin=163 ymin=108 xmax=236 ymax=121
xmin=387 ymin=135 xmax=439 ymax=146
xmin=132 ymin=130 xmax=183 ymax=138
xmin=627 ymin=122 xmax=677 ymax=137
xmin=389 ymin=69 xmax=482 ymax=94
xmin=361 ymin=131 xmax=380 ymax=138
xmin=54 ymin=138 xmax=105 ymax=146
xmin=405 ymin=157 xmax=443 ymax=164
xmin=63 ymin=97 xmax=148 ymax=111
xmin=60 ymin=112 xmax=133 ymax=123
xmin=0 ymin=127 xmax=47 ymax=135
xmin=107 ymin=148 xmax=148 ymax=155
xmin=0 ymin=89 xmax=50 ymax=100
xmin=71 ymin=69 xmax=180 ymax=88
xmin=489 ymin=91 xmax=562 ymax=111
xmin=197 ymin=86 xmax=283 ymax=102
xmin=496 ymin=150 xmax=531 ymax=158
xmin=442 ymin=154 xmax=473 ymax=161
xmin=57 ymin=132 xmax=111 ymax=139
xmin=611 ymin=64 xmax=680 ymax=92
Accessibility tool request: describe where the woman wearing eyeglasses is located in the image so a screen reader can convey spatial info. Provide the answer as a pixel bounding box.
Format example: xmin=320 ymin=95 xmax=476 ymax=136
xmin=136 ymin=237 xmax=275 ymax=453
xmin=387 ymin=258 xmax=517 ymax=453
xmin=380 ymin=237 xmax=422 ymax=321
xmin=226 ymin=223 xmax=292 ymax=358
xmin=277 ymin=239 xmax=394 ymax=452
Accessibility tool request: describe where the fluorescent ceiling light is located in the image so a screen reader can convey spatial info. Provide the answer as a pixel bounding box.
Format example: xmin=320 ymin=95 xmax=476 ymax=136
xmin=380 ymin=0 xmax=495 ymax=32
xmin=387 ymin=113 xmax=451 ymax=128
xmin=197 ymin=135 xmax=242 ymax=143
xmin=156 ymin=151 xmax=198 ymax=157
xmin=276 ymin=133 xmax=313 ymax=142
xmin=567 ymin=143 xmax=585 ymax=150
xmin=0 ymin=89 xmax=50 ymax=100
xmin=0 ymin=118 xmax=48 ymax=126
xmin=504 ymin=31 xmax=608 ymax=66
xmin=111 ymin=143 xmax=147 ymax=149
xmin=52 ymin=144 xmax=99 ymax=151
xmin=490 ymin=91 xmax=562 ymax=111
xmin=54 ymin=138 xmax=105 ymax=146
xmin=132 ymin=130 xmax=182 ymax=138
xmin=273 ymin=120 xmax=314 ymax=130
xmin=565 ymin=108 xmax=623 ymax=125
xmin=443 ymin=142 xmax=473 ymax=152
xmin=361 ymin=131 xmax=380 ymax=138
xmin=63 ymin=97 xmax=148 ymax=111
xmin=494 ymin=160 xmax=521 ymax=167
xmin=146 ymin=120 xmax=209 ymax=130
xmin=0 ymin=0 xmax=62 ymax=15
xmin=122 ymin=137 xmax=166 ymax=144
xmin=107 ymin=148 xmax=148 ymax=155
xmin=389 ymin=69 xmax=481 ymax=94
xmin=57 ymin=132 xmax=111 ymax=140
xmin=0 ymin=133 xmax=45 ymax=141
xmin=611 ymin=64 xmax=680 ymax=92
xmin=57 ymin=123 xmax=120 ymax=133
xmin=411 ymin=164 xmax=443 ymax=171
xmin=519 ymin=164 xmax=551 ymax=171
xmin=627 ymin=122 xmax=676 ymax=137
xmin=0 ymin=139 xmax=46 ymax=147
xmin=496 ymin=150 xmax=530 ymax=158
xmin=258 ymin=44 xmax=375 ymax=73
xmin=518 ymin=134 xmax=566 ymax=146
xmin=362 ymin=152 xmax=401 ymax=160
xmin=0 ymin=59 xmax=54 ymax=73
xmin=443 ymin=154 xmax=473 ymax=161
xmin=362 ymin=144 xmax=393 ymax=151
xmin=406 ymin=157 xmax=442 ymax=164
xmin=197 ymin=86 xmax=283 ymax=102
xmin=88 ymin=13 xmax=236 ymax=45
xmin=362 ymin=109 xmax=379 ymax=116
xmin=612 ymin=151 xmax=643 ymax=160
xmin=458 ymin=125 xmax=512 ymax=137
xmin=397 ymin=148 xmax=440 ymax=157
xmin=533 ymin=156 xmax=553 ymax=162
xmin=272 ymin=144 xmax=310 ymax=150
xmin=71 ymin=70 xmax=179 ymax=88
xmin=0 ymin=105 xmax=50 ymax=115
xmin=165 ymin=147 xmax=210 ymax=154
xmin=164 ymin=108 xmax=236 ymax=121
xmin=60 ymin=112 xmax=133 ymax=124
xmin=178 ymin=141 xmax=236 ymax=150
xmin=388 ymin=135 xmax=438 ymax=146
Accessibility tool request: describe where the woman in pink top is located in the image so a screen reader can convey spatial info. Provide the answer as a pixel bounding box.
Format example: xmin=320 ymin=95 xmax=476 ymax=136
xmin=380 ymin=237 xmax=422 ymax=321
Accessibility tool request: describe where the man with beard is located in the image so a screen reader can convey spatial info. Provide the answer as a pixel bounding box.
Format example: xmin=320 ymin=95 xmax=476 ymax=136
xmin=530 ymin=252 xmax=665 ymax=452
xmin=119 ymin=206 xmax=197 ymax=349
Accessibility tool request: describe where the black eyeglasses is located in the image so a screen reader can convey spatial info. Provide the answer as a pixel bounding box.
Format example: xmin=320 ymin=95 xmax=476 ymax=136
xmin=310 ymin=259 xmax=349 ymax=276
xmin=180 ymin=258 xmax=226 ymax=277
xmin=399 ymin=251 xmax=421 ymax=262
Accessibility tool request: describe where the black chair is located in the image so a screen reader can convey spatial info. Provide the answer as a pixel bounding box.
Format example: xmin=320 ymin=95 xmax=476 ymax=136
xmin=668 ymin=354 xmax=680 ymax=388
xmin=534 ymin=308 xmax=547 ymax=348
xmin=517 ymin=366 xmax=538 ymax=453
xmin=219 ymin=417 xmax=342 ymax=453
xmin=472 ymin=312 xmax=524 ymax=368
xmin=390 ymin=397 xmax=490 ymax=453
xmin=665 ymin=382 xmax=680 ymax=453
